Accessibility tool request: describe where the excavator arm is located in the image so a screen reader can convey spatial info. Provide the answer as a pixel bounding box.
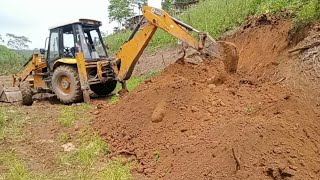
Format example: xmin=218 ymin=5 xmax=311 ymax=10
xmin=115 ymin=6 xmax=209 ymax=81
xmin=115 ymin=5 xmax=239 ymax=89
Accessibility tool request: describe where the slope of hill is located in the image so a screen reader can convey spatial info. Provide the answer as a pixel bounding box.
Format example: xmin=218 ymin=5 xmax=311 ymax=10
xmin=14 ymin=49 xmax=39 ymax=57
xmin=0 ymin=45 xmax=27 ymax=75
xmin=105 ymin=0 xmax=319 ymax=53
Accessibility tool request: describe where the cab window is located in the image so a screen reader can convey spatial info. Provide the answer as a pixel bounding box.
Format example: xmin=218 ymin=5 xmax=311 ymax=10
xmin=48 ymin=29 xmax=60 ymax=61
xmin=62 ymin=25 xmax=75 ymax=58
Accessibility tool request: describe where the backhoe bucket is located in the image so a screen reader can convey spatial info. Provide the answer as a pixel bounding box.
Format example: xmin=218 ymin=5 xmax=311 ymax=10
xmin=203 ymin=35 xmax=239 ymax=73
xmin=0 ymin=83 xmax=22 ymax=103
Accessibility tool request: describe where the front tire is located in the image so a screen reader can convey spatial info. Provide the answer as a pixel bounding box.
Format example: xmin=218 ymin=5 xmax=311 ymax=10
xmin=20 ymin=81 xmax=33 ymax=106
xmin=52 ymin=65 xmax=83 ymax=104
xmin=90 ymin=80 xmax=117 ymax=96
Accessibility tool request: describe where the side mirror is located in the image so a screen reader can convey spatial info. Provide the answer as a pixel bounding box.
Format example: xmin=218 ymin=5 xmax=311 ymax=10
xmin=40 ymin=48 xmax=46 ymax=55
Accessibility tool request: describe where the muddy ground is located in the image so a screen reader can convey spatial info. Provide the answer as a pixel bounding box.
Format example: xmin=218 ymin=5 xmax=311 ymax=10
xmin=94 ymin=15 xmax=320 ymax=179
xmin=1 ymin=15 xmax=320 ymax=180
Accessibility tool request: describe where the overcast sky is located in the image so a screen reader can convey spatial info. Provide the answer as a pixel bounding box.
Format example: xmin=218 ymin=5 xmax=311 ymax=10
xmin=0 ymin=0 xmax=161 ymax=49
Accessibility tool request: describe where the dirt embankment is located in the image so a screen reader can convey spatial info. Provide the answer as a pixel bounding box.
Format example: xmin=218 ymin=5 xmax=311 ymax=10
xmin=94 ymin=15 xmax=320 ymax=180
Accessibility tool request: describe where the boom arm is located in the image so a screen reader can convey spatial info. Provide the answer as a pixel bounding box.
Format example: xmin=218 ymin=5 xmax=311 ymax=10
xmin=115 ymin=6 xmax=207 ymax=81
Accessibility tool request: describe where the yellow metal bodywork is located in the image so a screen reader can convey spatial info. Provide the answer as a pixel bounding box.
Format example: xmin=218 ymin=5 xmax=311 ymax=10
xmin=14 ymin=54 xmax=105 ymax=91
xmin=14 ymin=55 xmax=78 ymax=89
xmin=143 ymin=6 xmax=203 ymax=50
xmin=115 ymin=6 xmax=207 ymax=81
xmin=116 ymin=24 xmax=157 ymax=81
xmin=97 ymin=61 xmax=105 ymax=82
xmin=13 ymin=53 xmax=102 ymax=103
xmin=14 ymin=54 xmax=47 ymax=89
xmin=54 ymin=58 xmax=77 ymax=66
xmin=75 ymin=53 xmax=91 ymax=102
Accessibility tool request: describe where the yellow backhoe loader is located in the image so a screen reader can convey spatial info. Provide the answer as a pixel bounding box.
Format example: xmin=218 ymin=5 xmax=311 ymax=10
xmin=0 ymin=6 xmax=238 ymax=105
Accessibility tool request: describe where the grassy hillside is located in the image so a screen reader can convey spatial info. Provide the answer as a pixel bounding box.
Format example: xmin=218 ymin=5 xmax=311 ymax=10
xmin=0 ymin=45 xmax=27 ymax=75
xmin=14 ymin=49 xmax=38 ymax=57
xmin=105 ymin=0 xmax=320 ymax=53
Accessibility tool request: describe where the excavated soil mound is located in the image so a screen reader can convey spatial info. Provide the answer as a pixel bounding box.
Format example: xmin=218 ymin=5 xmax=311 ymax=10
xmin=94 ymin=16 xmax=320 ymax=179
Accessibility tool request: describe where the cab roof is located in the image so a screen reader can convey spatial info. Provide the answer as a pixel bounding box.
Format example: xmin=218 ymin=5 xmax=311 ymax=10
xmin=49 ymin=19 xmax=102 ymax=30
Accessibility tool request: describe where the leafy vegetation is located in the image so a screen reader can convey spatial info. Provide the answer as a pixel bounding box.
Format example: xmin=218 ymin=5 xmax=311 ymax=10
xmin=105 ymin=0 xmax=320 ymax=53
xmin=0 ymin=45 xmax=27 ymax=75
xmin=6 ymin=33 xmax=32 ymax=50
xmin=109 ymin=0 xmax=132 ymax=27
xmin=108 ymin=0 xmax=148 ymax=29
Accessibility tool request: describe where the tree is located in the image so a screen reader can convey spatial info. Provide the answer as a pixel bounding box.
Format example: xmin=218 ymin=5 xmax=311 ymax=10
xmin=100 ymin=31 xmax=108 ymax=38
xmin=174 ymin=0 xmax=199 ymax=10
xmin=162 ymin=0 xmax=174 ymax=12
xmin=130 ymin=0 xmax=147 ymax=6
xmin=6 ymin=33 xmax=31 ymax=50
xmin=0 ymin=34 xmax=4 ymax=44
xmin=108 ymin=0 xmax=132 ymax=28
xmin=129 ymin=0 xmax=147 ymax=16
xmin=316 ymin=0 xmax=320 ymax=19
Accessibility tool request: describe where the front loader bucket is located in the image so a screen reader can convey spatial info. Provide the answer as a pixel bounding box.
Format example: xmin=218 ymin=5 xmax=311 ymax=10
xmin=0 ymin=83 xmax=22 ymax=103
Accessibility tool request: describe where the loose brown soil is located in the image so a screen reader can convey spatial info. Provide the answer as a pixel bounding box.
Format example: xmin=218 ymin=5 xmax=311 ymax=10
xmin=94 ymin=15 xmax=320 ymax=180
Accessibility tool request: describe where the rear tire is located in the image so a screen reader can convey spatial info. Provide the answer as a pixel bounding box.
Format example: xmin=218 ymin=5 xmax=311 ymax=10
xmin=52 ymin=65 xmax=83 ymax=104
xmin=90 ymin=80 xmax=117 ymax=96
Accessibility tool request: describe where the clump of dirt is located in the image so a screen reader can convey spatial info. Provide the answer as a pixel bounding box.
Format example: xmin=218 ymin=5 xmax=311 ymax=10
xmin=94 ymin=15 xmax=320 ymax=179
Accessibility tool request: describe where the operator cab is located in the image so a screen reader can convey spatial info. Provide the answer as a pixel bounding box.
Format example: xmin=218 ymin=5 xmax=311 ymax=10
xmin=46 ymin=19 xmax=108 ymax=66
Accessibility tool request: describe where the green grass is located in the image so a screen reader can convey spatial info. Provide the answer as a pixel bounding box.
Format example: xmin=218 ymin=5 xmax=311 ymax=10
xmin=99 ymin=157 xmax=132 ymax=180
xmin=107 ymin=70 xmax=160 ymax=104
xmin=58 ymin=106 xmax=76 ymax=127
xmin=108 ymin=95 xmax=120 ymax=104
xmin=105 ymin=0 xmax=320 ymax=53
xmin=0 ymin=104 xmax=132 ymax=180
xmin=0 ymin=151 xmax=32 ymax=180
xmin=58 ymin=133 xmax=109 ymax=166
xmin=125 ymin=75 xmax=149 ymax=91
xmin=0 ymin=150 xmax=47 ymax=180
xmin=76 ymin=133 xmax=109 ymax=166
xmin=58 ymin=103 xmax=92 ymax=127
xmin=57 ymin=103 xmax=108 ymax=167
xmin=296 ymin=0 xmax=320 ymax=22
xmin=122 ymin=70 xmax=159 ymax=92
xmin=58 ymin=132 xmax=72 ymax=144
xmin=0 ymin=106 xmax=26 ymax=140
xmin=55 ymin=102 xmax=132 ymax=179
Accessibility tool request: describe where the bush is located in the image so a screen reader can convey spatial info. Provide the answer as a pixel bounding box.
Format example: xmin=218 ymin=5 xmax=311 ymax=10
xmin=0 ymin=45 xmax=27 ymax=75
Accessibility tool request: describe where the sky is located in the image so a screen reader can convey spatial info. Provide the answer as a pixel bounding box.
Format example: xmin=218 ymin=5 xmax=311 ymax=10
xmin=0 ymin=0 xmax=161 ymax=49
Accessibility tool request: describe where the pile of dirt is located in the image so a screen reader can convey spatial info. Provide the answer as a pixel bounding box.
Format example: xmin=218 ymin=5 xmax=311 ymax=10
xmin=94 ymin=15 xmax=320 ymax=179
